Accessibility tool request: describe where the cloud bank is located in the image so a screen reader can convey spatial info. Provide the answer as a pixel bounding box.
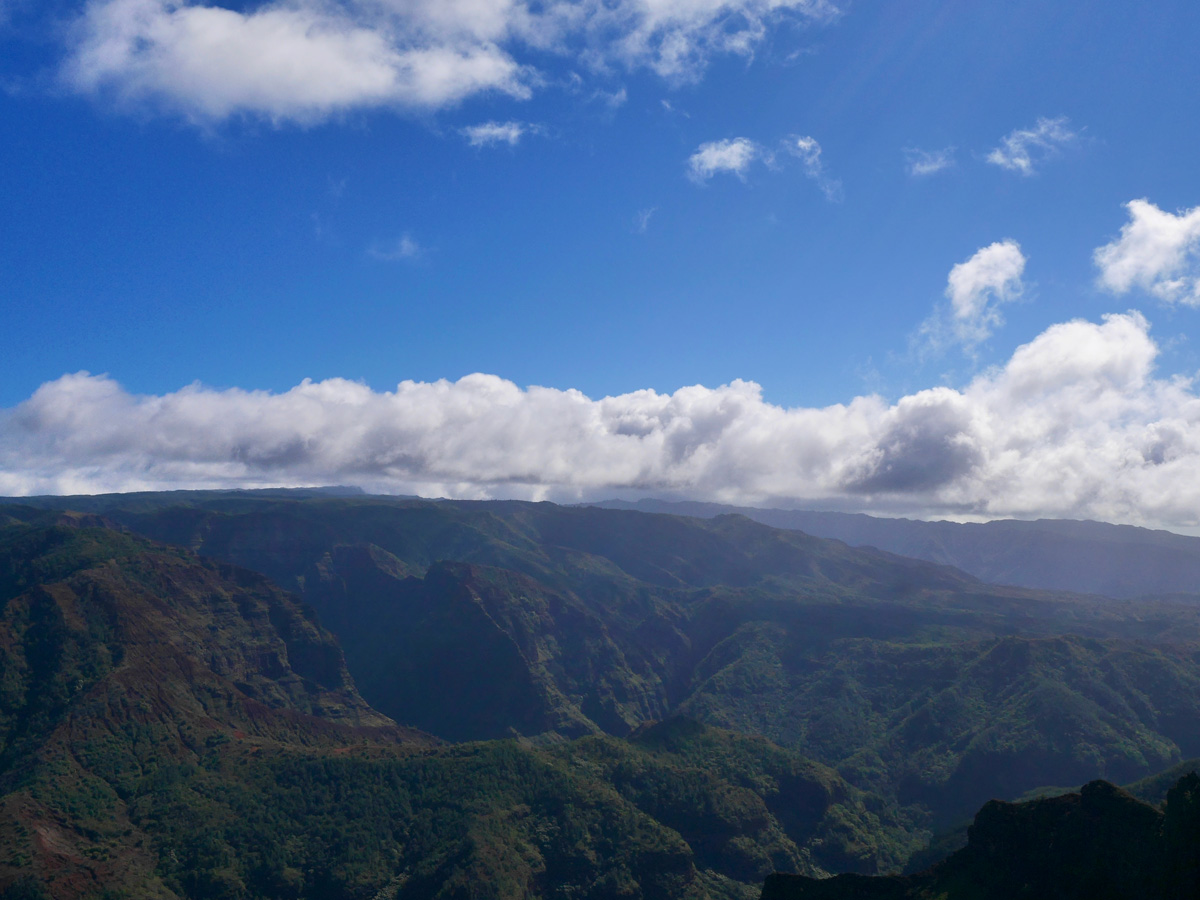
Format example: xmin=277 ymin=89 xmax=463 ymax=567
xmin=6 ymin=312 xmax=1200 ymax=529
xmin=62 ymin=0 xmax=838 ymax=122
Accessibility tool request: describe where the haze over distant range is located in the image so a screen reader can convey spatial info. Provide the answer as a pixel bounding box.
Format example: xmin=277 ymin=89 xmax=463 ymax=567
xmin=3 ymin=2 xmax=1200 ymax=529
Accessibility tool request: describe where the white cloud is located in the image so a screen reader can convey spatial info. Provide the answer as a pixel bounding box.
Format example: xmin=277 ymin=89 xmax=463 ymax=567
xmin=785 ymin=134 xmax=841 ymax=200
xmin=461 ymin=120 xmax=528 ymax=147
xmin=919 ymin=241 xmax=1026 ymax=352
xmin=633 ymin=206 xmax=658 ymax=233
xmin=593 ymin=86 xmax=627 ymax=109
xmin=1094 ymin=199 xmax=1200 ymax=306
xmin=63 ymin=0 xmax=531 ymax=123
xmin=687 ymin=137 xmax=761 ymax=183
xmin=986 ymin=116 xmax=1077 ymax=175
xmin=686 ymin=133 xmax=839 ymax=196
xmin=904 ymin=146 xmax=954 ymax=177
xmin=8 ymin=313 xmax=1200 ymax=529
xmin=946 ymin=240 xmax=1026 ymax=334
xmin=61 ymin=0 xmax=838 ymax=123
xmin=368 ymin=233 xmax=424 ymax=260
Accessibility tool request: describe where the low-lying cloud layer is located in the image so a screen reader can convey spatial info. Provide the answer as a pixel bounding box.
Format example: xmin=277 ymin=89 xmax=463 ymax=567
xmin=62 ymin=0 xmax=838 ymax=122
xmin=6 ymin=312 xmax=1200 ymax=529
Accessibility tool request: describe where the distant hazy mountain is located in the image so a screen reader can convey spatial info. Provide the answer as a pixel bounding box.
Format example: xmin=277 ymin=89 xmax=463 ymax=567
xmin=594 ymin=499 xmax=1200 ymax=599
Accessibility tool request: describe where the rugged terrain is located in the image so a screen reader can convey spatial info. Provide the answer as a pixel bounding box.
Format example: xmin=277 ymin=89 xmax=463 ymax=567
xmin=762 ymin=774 xmax=1200 ymax=900
xmin=596 ymin=499 xmax=1200 ymax=599
xmin=4 ymin=491 xmax=1200 ymax=898
xmin=0 ymin=508 xmax=914 ymax=899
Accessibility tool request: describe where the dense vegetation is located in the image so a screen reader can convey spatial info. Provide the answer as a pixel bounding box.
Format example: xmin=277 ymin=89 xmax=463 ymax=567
xmin=31 ymin=492 xmax=1200 ymax=824
xmin=0 ymin=512 xmax=915 ymax=898
xmin=4 ymin=491 xmax=1200 ymax=898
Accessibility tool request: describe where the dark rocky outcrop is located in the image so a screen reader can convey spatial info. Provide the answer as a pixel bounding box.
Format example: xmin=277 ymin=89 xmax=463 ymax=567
xmin=762 ymin=775 xmax=1200 ymax=900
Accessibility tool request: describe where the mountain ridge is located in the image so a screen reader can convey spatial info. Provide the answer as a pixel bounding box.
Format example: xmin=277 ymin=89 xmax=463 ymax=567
xmin=592 ymin=499 xmax=1200 ymax=599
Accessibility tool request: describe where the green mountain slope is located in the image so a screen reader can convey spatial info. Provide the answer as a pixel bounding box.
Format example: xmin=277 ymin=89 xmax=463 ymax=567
xmin=12 ymin=493 xmax=1200 ymax=833
xmin=0 ymin=513 xmax=411 ymax=896
xmin=0 ymin=515 xmax=915 ymax=899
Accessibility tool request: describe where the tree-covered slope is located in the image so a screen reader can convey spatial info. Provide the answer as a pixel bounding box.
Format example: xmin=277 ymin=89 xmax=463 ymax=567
xmin=0 ymin=514 xmax=917 ymax=899
xmin=12 ymin=493 xmax=1200 ymax=834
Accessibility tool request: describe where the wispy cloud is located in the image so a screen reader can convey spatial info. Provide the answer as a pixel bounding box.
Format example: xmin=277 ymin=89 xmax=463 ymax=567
xmin=687 ymin=138 xmax=762 ymax=184
xmin=461 ymin=120 xmax=530 ymax=148
xmin=785 ymin=135 xmax=841 ymax=200
xmin=904 ymin=147 xmax=955 ymax=177
xmin=686 ymin=133 xmax=840 ymax=198
xmin=59 ymin=0 xmax=839 ymax=124
xmin=633 ymin=207 xmax=658 ymax=233
xmin=919 ymin=240 xmax=1027 ymax=353
xmin=1095 ymin=199 xmax=1200 ymax=306
xmin=368 ymin=233 xmax=425 ymax=262
xmin=8 ymin=314 xmax=1200 ymax=528
xmin=986 ymin=116 xmax=1077 ymax=175
xmin=593 ymin=87 xmax=627 ymax=109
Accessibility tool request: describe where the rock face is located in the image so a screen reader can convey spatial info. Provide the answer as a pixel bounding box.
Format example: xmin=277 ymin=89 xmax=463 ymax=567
xmin=761 ymin=774 xmax=1200 ymax=900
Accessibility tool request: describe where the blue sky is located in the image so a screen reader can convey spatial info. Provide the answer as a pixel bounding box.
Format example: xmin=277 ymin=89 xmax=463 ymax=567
xmin=4 ymin=0 xmax=1200 ymax=526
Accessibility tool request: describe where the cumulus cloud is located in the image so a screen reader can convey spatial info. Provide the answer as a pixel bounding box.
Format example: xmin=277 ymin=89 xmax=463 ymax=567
xmin=7 ymin=313 xmax=1200 ymax=528
xmin=61 ymin=0 xmax=838 ymax=123
xmin=461 ymin=120 xmax=529 ymax=147
xmin=986 ymin=116 xmax=1077 ymax=175
xmin=63 ymin=0 xmax=531 ymax=122
xmin=1094 ymin=199 xmax=1200 ymax=306
xmin=785 ymin=135 xmax=841 ymax=200
xmin=904 ymin=146 xmax=955 ymax=177
xmin=687 ymin=137 xmax=762 ymax=183
xmin=920 ymin=240 xmax=1026 ymax=352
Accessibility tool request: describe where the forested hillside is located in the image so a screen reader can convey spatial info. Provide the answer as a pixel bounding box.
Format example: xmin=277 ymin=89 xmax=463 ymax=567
xmin=4 ymin=492 xmax=1200 ymax=899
